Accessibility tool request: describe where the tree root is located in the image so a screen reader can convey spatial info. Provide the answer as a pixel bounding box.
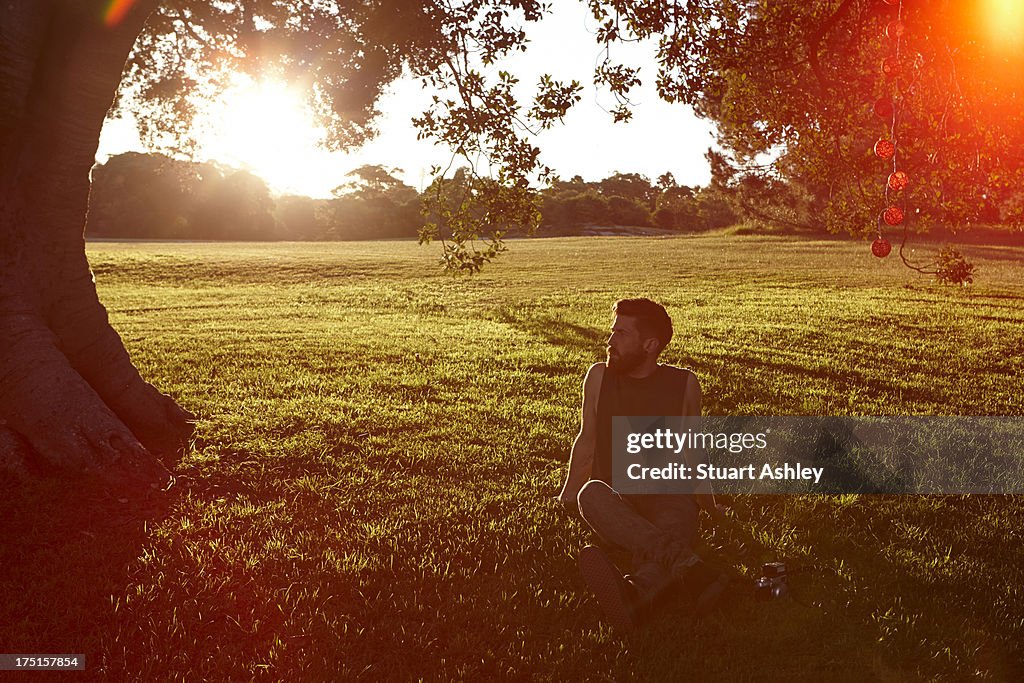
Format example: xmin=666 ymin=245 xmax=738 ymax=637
xmin=0 ymin=315 xmax=177 ymax=490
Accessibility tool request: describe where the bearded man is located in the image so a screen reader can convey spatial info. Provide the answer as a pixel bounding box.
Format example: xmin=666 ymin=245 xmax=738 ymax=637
xmin=556 ymin=298 xmax=729 ymax=632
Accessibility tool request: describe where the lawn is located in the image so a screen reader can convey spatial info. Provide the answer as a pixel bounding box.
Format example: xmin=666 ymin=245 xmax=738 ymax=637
xmin=2 ymin=235 xmax=1023 ymax=680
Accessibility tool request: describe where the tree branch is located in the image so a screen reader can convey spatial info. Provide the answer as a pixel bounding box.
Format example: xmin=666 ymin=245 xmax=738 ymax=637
xmin=806 ymin=0 xmax=858 ymax=94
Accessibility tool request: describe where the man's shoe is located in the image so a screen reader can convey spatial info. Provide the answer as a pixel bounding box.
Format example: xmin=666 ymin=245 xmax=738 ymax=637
xmin=578 ymin=545 xmax=639 ymax=633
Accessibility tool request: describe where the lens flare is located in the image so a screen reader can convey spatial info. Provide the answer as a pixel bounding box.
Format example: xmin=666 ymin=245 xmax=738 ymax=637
xmin=104 ymin=0 xmax=137 ymax=27
xmin=985 ymin=0 xmax=1024 ymax=51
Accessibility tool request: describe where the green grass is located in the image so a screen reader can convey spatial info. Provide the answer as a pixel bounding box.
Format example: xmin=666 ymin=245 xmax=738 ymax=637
xmin=2 ymin=235 xmax=1023 ymax=680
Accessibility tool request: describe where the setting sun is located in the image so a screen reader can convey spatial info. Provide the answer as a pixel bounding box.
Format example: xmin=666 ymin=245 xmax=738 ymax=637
xmin=983 ymin=0 xmax=1024 ymax=50
xmin=192 ymin=77 xmax=332 ymax=196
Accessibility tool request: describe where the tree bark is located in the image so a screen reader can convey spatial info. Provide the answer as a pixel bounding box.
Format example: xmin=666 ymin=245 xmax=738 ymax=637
xmin=1 ymin=0 xmax=193 ymax=488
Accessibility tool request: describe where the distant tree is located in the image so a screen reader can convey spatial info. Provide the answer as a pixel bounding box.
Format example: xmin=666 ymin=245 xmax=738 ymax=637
xmin=656 ymin=172 xmax=677 ymax=192
xmin=653 ymin=207 xmax=677 ymax=230
xmin=88 ymin=152 xmax=196 ymax=239
xmin=539 ymin=192 xmax=569 ymax=228
xmin=655 ymin=183 xmax=701 ymax=230
xmin=607 ymin=195 xmax=651 ymax=226
xmin=596 ymin=172 xmax=658 ymax=210
xmin=563 ymin=191 xmax=611 ymax=227
xmin=657 ymin=184 xmax=695 ymax=208
xmin=90 ymin=154 xmax=280 ymax=240
xmin=541 ymin=172 xmax=669 ymax=229
xmin=275 ymin=195 xmax=330 ymax=241
xmin=337 ymin=165 xmax=412 ymax=199
xmin=695 ymin=189 xmax=739 ymax=231
xmin=330 ymin=165 xmax=423 ymax=239
xmin=703 ymin=150 xmax=820 ymax=233
xmin=190 ymin=169 xmax=277 ymax=240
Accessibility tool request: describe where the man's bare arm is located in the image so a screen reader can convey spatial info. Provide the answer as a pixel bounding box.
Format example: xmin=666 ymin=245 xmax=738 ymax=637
xmin=556 ymin=363 xmax=603 ymax=507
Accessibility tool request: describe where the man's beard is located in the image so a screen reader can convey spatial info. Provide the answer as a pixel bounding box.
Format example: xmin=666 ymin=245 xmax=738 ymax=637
xmin=607 ymin=347 xmax=644 ymax=374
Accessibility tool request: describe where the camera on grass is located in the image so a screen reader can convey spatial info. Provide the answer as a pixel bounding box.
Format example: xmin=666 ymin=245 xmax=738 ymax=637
xmin=755 ymin=562 xmax=789 ymax=601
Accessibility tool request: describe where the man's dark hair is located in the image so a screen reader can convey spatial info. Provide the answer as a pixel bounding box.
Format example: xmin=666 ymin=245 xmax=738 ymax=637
xmin=613 ymin=298 xmax=673 ymax=352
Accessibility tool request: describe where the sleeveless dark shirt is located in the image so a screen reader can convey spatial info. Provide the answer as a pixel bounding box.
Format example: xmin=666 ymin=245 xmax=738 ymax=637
xmin=593 ymin=363 xmax=690 ymax=485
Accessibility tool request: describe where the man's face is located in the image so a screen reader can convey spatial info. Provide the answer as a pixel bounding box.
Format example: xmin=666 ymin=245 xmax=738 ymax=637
xmin=606 ymin=314 xmax=650 ymax=373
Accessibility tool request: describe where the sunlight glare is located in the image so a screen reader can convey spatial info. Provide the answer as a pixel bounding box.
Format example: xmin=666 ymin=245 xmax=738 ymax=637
xmin=104 ymin=0 xmax=137 ymax=27
xmin=984 ymin=0 xmax=1024 ymax=50
xmin=194 ymin=77 xmax=330 ymax=197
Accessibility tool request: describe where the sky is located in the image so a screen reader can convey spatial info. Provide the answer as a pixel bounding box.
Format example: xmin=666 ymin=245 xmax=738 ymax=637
xmin=97 ymin=2 xmax=718 ymax=198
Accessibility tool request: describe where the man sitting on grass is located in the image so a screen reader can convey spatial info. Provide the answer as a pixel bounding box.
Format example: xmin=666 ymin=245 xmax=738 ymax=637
xmin=557 ymin=297 xmax=729 ymax=632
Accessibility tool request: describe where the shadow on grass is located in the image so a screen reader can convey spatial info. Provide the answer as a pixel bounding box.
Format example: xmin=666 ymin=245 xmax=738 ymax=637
xmin=623 ymin=496 xmax=1024 ymax=681
xmin=0 ymin=472 xmax=178 ymax=671
xmin=497 ymin=308 xmax=606 ymax=355
xmin=897 ymin=291 xmax=1024 ymax=308
xmin=802 ymin=496 xmax=1024 ymax=679
xmin=593 ymin=496 xmax=1022 ymax=680
xmin=553 ymin=503 xmax=888 ymax=680
xmin=701 ymin=352 xmax=956 ymax=411
xmin=960 ymin=246 xmax=1024 ymax=263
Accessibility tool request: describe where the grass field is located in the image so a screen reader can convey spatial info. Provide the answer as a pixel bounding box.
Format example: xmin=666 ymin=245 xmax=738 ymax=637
xmin=2 ymin=234 xmax=1023 ymax=681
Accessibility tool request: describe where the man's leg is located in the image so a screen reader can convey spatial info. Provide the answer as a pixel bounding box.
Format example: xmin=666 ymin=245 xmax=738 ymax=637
xmin=577 ymin=481 xmax=700 ymax=582
xmin=576 ymin=481 xmax=701 ymax=630
xmin=642 ymin=494 xmax=732 ymax=616
xmin=577 ymin=482 xmax=727 ymax=624
xmin=626 ymin=494 xmax=698 ymax=597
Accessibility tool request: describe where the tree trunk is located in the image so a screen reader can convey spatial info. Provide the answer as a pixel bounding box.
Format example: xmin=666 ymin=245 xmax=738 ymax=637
xmin=1 ymin=0 xmax=193 ymax=488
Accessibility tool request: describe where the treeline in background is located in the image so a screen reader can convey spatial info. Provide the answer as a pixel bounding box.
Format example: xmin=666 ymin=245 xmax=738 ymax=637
xmin=85 ymin=152 xmax=739 ymax=241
